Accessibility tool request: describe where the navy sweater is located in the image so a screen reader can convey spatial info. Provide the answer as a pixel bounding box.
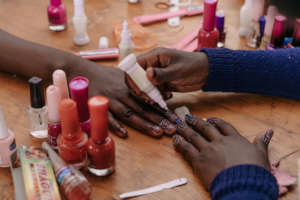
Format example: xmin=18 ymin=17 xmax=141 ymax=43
xmin=201 ymin=48 xmax=300 ymax=200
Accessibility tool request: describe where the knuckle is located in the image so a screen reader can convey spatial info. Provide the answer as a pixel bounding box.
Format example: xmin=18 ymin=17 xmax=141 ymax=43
xmin=121 ymin=109 xmax=134 ymax=119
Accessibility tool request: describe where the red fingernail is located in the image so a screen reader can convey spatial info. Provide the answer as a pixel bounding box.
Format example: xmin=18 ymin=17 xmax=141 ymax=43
xmin=119 ymin=128 xmax=128 ymax=138
xmin=151 ymin=126 xmax=163 ymax=137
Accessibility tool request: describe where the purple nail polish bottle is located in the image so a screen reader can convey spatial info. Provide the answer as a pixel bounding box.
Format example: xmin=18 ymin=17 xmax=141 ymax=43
xmin=47 ymin=0 xmax=67 ymax=31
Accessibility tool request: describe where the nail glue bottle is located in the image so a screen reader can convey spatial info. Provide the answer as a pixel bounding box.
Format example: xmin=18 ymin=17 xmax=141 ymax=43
xmin=118 ymin=53 xmax=168 ymax=110
xmin=119 ymin=20 xmax=134 ymax=61
xmin=239 ymin=0 xmax=253 ymax=37
xmin=73 ymin=0 xmax=90 ymax=46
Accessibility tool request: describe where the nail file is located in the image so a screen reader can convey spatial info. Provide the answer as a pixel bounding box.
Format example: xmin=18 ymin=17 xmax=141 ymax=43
xmin=119 ymin=178 xmax=188 ymax=199
xmin=174 ymin=106 xmax=191 ymax=121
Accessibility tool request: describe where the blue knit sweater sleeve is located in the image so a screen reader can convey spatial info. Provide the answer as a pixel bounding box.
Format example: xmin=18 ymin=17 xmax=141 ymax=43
xmin=201 ymin=48 xmax=300 ymax=100
xmin=210 ymin=164 xmax=279 ymax=200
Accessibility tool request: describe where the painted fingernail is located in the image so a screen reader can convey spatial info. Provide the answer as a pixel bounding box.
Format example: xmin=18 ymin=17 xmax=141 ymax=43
xmin=175 ymin=119 xmax=185 ymax=134
xmin=159 ymin=119 xmax=176 ymax=135
xmin=202 ymin=118 xmax=207 ymax=121
xmin=119 ymin=127 xmax=128 ymax=138
xmin=151 ymin=126 xmax=163 ymax=137
xmin=263 ymin=129 xmax=274 ymax=145
xmin=207 ymin=117 xmax=217 ymax=124
xmin=173 ymin=135 xmax=183 ymax=146
xmin=185 ymin=114 xmax=193 ymax=121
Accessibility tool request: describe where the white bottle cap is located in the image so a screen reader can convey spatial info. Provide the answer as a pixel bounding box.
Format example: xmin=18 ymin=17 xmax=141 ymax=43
xmin=120 ymin=20 xmax=133 ymax=45
xmin=0 ymin=107 xmax=9 ymax=139
xmin=99 ymin=36 xmax=109 ymax=49
xmin=46 ymin=85 xmax=62 ymax=123
xmin=118 ymin=53 xmax=137 ymax=73
xmin=74 ymin=0 xmax=85 ymax=17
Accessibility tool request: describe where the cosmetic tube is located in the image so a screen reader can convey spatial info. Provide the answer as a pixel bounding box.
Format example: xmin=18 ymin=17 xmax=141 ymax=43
xmin=119 ymin=53 xmax=168 ymax=110
xmin=76 ymin=48 xmax=119 ymax=60
xmin=43 ymin=142 xmax=91 ymax=200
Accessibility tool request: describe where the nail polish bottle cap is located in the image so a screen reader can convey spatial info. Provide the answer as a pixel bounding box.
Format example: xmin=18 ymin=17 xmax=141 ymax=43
xmin=52 ymin=69 xmax=69 ymax=99
xmin=69 ymin=77 xmax=90 ymax=123
xmin=216 ymin=10 xmax=225 ymax=33
xmin=59 ymin=99 xmax=82 ymax=140
xmin=203 ymin=0 xmax=218 ymax=32
xmin=50 ymin=0 xmax=62 ymax=7
xmin=74 ymin=0 xmax=85 ymax=17
xmin=271 ymin=15 xmax=287 ymax=44
xmin=88 ymin=96 xmax=109 ymax=143
xmin=0 ymin=107 xmax=9 ymax=139
xmin=29 ymin=77 xmax=45 ymax=109
xmin=99 ymin=37 xmax=109 ymax=49
xmin=47 ymin=85 xmax=62 ymax=123
xmin=259 ymin=16 xmax=266 ymax=36
xmin=120 ymin=20 xmax=133 ymax=46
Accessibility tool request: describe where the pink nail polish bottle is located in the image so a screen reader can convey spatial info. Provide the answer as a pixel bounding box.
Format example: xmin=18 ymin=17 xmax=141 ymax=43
xmin=53 ymin=69 xmax=70 ymax=99
xmin=271 ymin=15 xmax=287 ymax=48
xmin=0 ymin=107 xmax=16 ymax=168
xmin=47 ymin=0 xmax=67 ymax=31
xmin=69 ymin=77 xmax=91 ymax=136
xmin=47 ymin=85 xmax=62 ymax=150
xmin=197 ymin=0 xmax=219 ymax=50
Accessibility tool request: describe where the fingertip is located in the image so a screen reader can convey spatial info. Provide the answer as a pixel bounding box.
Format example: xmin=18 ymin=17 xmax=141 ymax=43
xmin=146 ymin=67 xmax=156 ymax=83
xmin=151 ymin=126 xmax=164 ymax=138
xmin=173 ymin=134 xmax=184 ymax=150
xmin=118 ymin=127 xmax=129 ymax=138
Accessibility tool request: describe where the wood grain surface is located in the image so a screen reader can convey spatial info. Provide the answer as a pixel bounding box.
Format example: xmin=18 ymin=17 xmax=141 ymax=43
xmin=0 ymin=0 xmax=298 ymax=199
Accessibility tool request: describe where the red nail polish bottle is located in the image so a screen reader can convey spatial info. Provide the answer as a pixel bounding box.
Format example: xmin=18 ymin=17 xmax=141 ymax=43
xmin=58 ymin=98 xmax=88 ymax=169
xmin=69 ymin=77 xmax=91 ymax=136
xmin=87 ymin=96 xmax=115 ymax=176
xmin=271 ymin=15 xmax=287 ymax=48
xmin=197 ymin=0 xmax=219 ymax=50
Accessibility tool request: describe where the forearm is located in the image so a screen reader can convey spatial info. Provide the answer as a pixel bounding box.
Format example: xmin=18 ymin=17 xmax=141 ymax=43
xmin=202 ymin=48 xmax=300 ymax=100
xmin=0 ymin=29 xmax=97 ymax=81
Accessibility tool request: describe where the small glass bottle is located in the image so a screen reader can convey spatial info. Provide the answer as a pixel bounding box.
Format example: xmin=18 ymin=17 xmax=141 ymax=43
xmin=216 ymin=10 xmax=226 ymax=48
xmin=73 ymin=0 xmax=90 ymax=46
xmin=87 ymin=96 xmax=115 ymax=176
xmin=28 ymin=77 xmax=48 ymax=138
xmin=42 ymin=142 xmax=91 ymax=200
xmin=47 ymin=0 xmax=67 ymax=31
xmin=119 ymin=20 xmax=134 ymax=61
xmin=0 ymin=107 xmax=16 ymax=167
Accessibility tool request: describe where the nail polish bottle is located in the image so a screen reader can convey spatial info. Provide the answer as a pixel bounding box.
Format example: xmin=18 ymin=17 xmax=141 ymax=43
xmin=53 ymin=69 xmax=69 ymax=99
xmin=69 ymin=77 xmax=91 ymax=136
xmin=28 ymin=77 xmax=48 ymax=139
xmin=239 ymin=0 xmax=253 ymax=37
xmin=216 ymin=10 xmax=226 ymax=48
xmin=47 ymin=85 xmax=62 ymax=150
xmin=256 ymin=16 xmax=266 ymax=49
xmin=263 ymin=6 xmax=279 ymax=44
xmin=58 ymin=98 xmax=88 ymax=169
xmin=87 ymin=96 xmax=115 ymax=176
xmin=118 ymin=53 xmax=168 ymax=110
xmin=47 ymin=0 xmax=67 ymax=31
xmin=271 ymin=15 xmax=287 ymax=48
xmin=0 ymin=107 xmax=16 ymax=167
xmin=119 ymin=20 xmax=134 ymax=61
xmin=73 ymin=0 xmax=90 ymax=46
xmin=293 ymin=19 xmax=300 ymax=46
xmin=42 ymin=142 xmax=91 ymax=200
xmin=197 ymin=0 xmax=219 ymax=50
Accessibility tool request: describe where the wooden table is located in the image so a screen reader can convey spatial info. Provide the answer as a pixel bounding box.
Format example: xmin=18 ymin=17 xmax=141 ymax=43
xmin=0 ymin=0 xmax=298 ymax=199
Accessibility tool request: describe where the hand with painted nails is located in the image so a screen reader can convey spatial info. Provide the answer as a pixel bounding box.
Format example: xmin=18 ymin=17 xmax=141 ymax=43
xmin=173 ymin=115 xmax=273 ymax=190
xmin=137 ymin=48 xmax=209 ymax=98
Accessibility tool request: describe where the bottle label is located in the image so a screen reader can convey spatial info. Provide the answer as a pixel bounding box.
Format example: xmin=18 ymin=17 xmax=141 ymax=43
xmin=56 ymin=167 xmax=72 ymax=185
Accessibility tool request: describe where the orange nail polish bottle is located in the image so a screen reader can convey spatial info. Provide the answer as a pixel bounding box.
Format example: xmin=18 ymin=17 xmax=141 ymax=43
xmin=58 ymin=98 xmax=88 ymax=169
xmin=87 ymin=96 xmax=115 ymax=176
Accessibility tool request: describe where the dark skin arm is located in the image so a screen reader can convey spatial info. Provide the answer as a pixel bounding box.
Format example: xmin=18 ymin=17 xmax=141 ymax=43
xmin=0 ymin=29 xmax=178 ymax=138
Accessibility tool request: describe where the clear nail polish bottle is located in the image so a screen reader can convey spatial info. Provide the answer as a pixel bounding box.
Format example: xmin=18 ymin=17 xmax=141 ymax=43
xmin=28 ymin=77 xmax=48 ymax=138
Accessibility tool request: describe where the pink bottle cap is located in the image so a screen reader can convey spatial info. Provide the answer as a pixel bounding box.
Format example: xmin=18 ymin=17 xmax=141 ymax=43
xmin=69 ymin=77 xmax=90 ymax=123
xmin=53 ymin=69 xmax=69 ymax=99
xmin=47 ymin=85 xmax=62 ymax=123
xmin=50 ymin=0 xmax=62 ymax=7
xmin=271 ymin=15 xmax=287 ymax=41
xmin=203 ymin=0 xmax=218 ymax=32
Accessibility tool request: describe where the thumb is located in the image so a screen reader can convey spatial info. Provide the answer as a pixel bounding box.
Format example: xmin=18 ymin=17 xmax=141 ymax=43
xmin=253 ymin=129 xmax=274 ymax=154
xmin=146 ymin=65 xmax=180 ymax=85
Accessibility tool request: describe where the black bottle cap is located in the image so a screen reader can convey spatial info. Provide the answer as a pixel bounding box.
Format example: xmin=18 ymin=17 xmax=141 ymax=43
xmin=29 ymin=77 xmax=45 ymax=108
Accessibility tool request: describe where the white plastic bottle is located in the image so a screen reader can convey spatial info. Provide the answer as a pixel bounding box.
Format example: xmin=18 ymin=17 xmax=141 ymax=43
xmin=73 ymin=0 xmax=90 ymax=46
xmin=239 ymin=0 xmax=253 ymax=37
xmin=119 ymin=20 xmax=134 ymax=61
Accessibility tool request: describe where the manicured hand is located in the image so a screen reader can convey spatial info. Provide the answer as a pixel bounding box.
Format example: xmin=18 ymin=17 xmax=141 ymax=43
xmin=137 ymin=48 xmax=209 ymax=99
xmin=173 ymin=115 xmax=273 ymax=190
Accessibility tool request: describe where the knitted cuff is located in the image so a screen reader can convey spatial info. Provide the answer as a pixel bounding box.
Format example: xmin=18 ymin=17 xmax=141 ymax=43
xmin=201 ymin=48 xmax=239 ymax=92
xmin=210 ymin=164 xmax=279 ymax=200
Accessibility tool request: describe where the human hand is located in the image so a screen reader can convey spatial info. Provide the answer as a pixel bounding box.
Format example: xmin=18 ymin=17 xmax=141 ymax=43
xmin=70 ymin=61 xmax=178 ymax=138
xmin=137 ymin=48 xmax=209 ymax=97
xmin=173 ymin=115 xmax=273 ymax=190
